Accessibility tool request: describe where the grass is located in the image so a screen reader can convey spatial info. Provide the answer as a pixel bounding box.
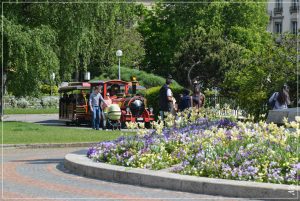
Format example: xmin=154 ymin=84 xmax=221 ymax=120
xmin=4 ymin=108 xmax=58 ymax=114
xmin=1 ymin=122 xmax=134 ymax=144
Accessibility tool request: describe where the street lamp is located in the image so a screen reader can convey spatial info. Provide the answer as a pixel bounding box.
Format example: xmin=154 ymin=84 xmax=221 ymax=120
xmin=50 ymin=73 xmax=55 ymax=97
xmin=116 ymin=50 xmax=123 ymax=80
xmin=212 ymin=87 xmax=219 ymax=108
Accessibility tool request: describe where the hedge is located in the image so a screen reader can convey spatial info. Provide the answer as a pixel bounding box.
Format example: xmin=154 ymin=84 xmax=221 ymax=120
xmin=93 ymin=66 xmax=181 ymax=89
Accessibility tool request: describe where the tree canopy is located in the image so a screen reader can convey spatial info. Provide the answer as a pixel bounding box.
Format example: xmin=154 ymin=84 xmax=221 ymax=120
xmin=2 ymin=1 xmax=145 ymax=96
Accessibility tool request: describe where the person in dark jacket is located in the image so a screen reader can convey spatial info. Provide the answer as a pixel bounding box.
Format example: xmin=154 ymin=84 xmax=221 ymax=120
xmin=159 ymin=75 xmax=174 ymax=120
xmin=179 ymin=88 xmax=191 ymax=111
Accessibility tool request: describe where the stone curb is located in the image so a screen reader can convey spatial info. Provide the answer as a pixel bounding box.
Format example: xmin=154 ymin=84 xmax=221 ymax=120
xmin=2 ymin=142 xmax=99 ymax=149
xmin=64 ymin=153 xmax=299 ymax=200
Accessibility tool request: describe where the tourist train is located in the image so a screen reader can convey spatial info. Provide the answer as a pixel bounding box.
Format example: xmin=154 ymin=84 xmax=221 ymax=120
xmin=58 ymin=79 xmax=154 ymax=129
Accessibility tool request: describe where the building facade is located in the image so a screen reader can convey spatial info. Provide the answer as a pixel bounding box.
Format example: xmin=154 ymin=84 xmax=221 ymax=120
xmin=268 ymin=0 xmax=299 ymax=34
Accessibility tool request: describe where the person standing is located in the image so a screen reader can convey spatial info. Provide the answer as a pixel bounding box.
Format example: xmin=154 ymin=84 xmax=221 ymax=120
xmin=159 ymin=75 xmax=174 ymax=120
xmin=269 ymin=84 xmax=291 ymax=110
xmin=89 ymin=86 xmax=107 ymax=130
xmin=179 ymin=88 xmax=192 ymax=111
xmin=191 ymin=83 xmax=205 ymax=108
xmin=101 ymin=92 xmax=112 ymax=130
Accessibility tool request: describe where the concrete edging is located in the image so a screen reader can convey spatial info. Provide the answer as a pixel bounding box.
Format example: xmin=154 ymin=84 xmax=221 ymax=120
xmin=2 ymin=142 xmax=98 ymax=149
xmin=64 ymin=153 xmax=299 ymax=200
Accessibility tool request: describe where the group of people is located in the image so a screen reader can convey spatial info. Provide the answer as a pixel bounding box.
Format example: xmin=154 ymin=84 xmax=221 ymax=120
xmin=158 ymin=75 xmax=292 ymax=122
xmin=89 ymin=76 xmax=291 ymax=130
xmin=89 ymin=86 xmax=112 ymax=130
xmin=158 ymin=75 xmax=205 ymax=120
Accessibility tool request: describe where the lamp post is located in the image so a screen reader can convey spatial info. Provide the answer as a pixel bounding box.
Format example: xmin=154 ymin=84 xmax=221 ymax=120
xmin=213 ymin=87 xmax=219 ymax=108
xmin=116 ymin=50 xmax=123 ymax=80
xmin=50 ymin=73 xmax=55 ymax=97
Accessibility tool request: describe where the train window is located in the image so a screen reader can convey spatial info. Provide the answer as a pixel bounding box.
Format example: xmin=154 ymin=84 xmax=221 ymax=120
xmin=107 ymin=83 xmax=125 ymax=96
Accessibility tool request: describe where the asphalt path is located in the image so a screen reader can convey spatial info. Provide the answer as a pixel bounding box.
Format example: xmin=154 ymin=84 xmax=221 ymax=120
xmin=3 ymin=114 xmax=63 ymax=125
xmin=3 ymin=114 xmax=96 ymax=130
xmin=1 ymin=147 xmax=254 ymax=201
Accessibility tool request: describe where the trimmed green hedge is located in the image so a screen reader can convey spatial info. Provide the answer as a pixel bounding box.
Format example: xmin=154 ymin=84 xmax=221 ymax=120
xmin=93 ymin=66 xmax=181 ymax=88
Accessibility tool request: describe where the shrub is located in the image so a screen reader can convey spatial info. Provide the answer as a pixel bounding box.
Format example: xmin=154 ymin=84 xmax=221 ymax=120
xmin=16 ymin=98 xmax=29 ymax=108
xmin=94 ymin=66 xmax=181 ymax=89
xmin=40 ymin=96 xmax=59 ymax=108
xmin=40 ymin=84 xmax=58 ymax=95
xmin=8 ymin=96 xmax=17 ymax=108
xmin=27 ymin=97 xmax=42 ymax=108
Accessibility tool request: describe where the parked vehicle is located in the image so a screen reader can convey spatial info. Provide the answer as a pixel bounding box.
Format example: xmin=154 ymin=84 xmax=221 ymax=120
xmin=58 ymin=82 xmax=91 ymax=125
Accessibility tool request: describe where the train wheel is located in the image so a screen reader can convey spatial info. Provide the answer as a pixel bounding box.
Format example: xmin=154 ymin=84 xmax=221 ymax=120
xmin=145 ymin=122 xmax=151 ymax=129
xmin=75 ymin=120 xmax=81 ymax=126
xmin=121 ymin=122 xmax=126 ymax=129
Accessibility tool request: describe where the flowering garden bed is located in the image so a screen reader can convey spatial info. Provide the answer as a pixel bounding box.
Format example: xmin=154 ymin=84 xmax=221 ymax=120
xmin=87 ymin=109 xmax=299 ymax=185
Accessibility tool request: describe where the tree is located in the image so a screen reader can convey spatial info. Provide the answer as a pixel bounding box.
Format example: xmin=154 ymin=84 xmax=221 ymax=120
xmin=3 ymin=17 xmax=59 ymax=97
xmin=223 ymin=33 xmax=298 ymax=119
xmin=2 ymin=1 xmax=146 ymax=97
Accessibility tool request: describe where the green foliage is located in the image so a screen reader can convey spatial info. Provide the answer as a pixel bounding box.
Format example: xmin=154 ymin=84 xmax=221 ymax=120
xmin=144 ymin=86 xmax=160 ymax=115
xmin=40 ymin=84 xmax=59 ymax=95
xmin=174 ymin=27 xmax=250 ymax=88
xmin=4 ymin=17 xmax=59 ymax=97
xmin=3 ymin=1 xmax=145 ymax=97
xmin=93 ymin=66 xmax=181 ymax=88
xmin=224 ymin=33 xmax=298 ymax=120
xmin=138 ymin=4 xmax=266 ymax=86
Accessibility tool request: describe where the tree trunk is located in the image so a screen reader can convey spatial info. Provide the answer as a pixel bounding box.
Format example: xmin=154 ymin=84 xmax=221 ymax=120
xmin=187 ymin=60 xmax=201 ymax=90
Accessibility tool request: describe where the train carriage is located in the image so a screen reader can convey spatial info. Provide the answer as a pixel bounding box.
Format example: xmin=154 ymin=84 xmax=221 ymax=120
xmin=58 ymin=82 xmax=91 ymax=125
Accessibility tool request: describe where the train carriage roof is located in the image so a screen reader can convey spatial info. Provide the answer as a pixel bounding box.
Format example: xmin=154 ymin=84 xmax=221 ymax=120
xmin=89 ymin=80 xmax=129 ymax=85
xmin=58 ymin=84 xmax=90 ymax=93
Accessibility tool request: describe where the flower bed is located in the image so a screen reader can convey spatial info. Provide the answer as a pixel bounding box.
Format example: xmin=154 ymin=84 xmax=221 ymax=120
xmin=87 ymin=109 xmax=299 ymax=185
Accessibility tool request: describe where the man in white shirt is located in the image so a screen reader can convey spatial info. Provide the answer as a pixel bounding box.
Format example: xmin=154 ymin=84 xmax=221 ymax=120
xmin=159 ymin=75 xmax=174 ymax=121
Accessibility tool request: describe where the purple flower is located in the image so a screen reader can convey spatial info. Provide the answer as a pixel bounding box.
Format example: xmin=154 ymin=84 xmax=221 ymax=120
xmin=87 ymin=147 xmax=97 ymax=157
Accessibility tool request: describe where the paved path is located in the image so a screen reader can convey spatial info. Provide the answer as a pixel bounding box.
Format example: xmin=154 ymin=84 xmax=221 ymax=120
xmin=1 ymin=147 xmax=252 ymax=201
xmin=3 ymin=114 xmax=91 ymax=129
xmin=3 ymin=114 xmax=63 ymax=125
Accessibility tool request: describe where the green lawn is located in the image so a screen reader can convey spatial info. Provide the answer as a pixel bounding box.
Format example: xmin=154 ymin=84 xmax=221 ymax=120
xmin=1 ymin=122 xmax=134 ymax=144
xmin=4 ymin=108 xmax=58 ymax=114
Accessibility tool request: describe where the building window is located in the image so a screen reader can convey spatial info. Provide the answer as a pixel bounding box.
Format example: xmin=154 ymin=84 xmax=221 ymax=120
xmin=275 ymin=0 xmax=282 ymax=8
xmin=274 ymin=0 xmax=283 ymax=14
xmin=292 ymin=21 xmax=298 ymax=34
xmin=292 ymin=0 xmax=299 ymax=7
xmin=275 ymin=22 xmax=282 ymax=34
xmin=290 ymin=0 xmax=299 ymax=13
